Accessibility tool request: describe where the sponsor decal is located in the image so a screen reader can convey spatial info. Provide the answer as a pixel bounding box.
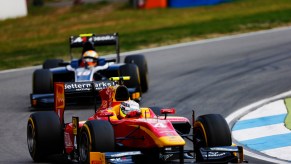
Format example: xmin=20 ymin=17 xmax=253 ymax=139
xmin=108 ymin=151 xmax=141 ymax=158
xmin=89 ymin=35 xmax=115 ymax=42
xmin=209 ymin=147 xmax=237 ymax=151
xmin=65 ymin=83 xmax=91 ymax=91
xmin=64 ymin=132 xmax=73 ymax=147
xmin=64 ymin=81 xmax=116 ymax=92
xmin=166 ymin=117 xmax=189 ymax=122
xmin=94 ymin=81 xmax=116 ymax=90
xmin=54 ymin=83 xmax=65 ymax=123
xmin=161 ymin=108 xmax=175 ymax=114
xmin=55 ymin=84 xmax=64 ymax=108
xmin=72 ymin=37 xmax=83 ymax=43
xmin=161 ymin=154 xmax=173 ymax=161
xmin=72 ymin=35 xmax=115 ymax=44
xmin=202 ymin=152 xmax=227 ymax=158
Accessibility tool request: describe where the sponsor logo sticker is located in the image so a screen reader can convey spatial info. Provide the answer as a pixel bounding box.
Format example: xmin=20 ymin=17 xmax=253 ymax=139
xmin=64 ymin=132 xmax=73 ymax=147
xmin=64 ymin=81 xmax=116 ymax=92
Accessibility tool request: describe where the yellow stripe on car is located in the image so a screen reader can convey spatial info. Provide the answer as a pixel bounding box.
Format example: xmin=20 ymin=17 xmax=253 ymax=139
xmin=129 ymin=125 xmax=185 ymax=147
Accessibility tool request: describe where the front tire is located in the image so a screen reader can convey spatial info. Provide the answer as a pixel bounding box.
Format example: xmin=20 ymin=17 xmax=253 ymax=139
xmin=193 ymin=114 xmax=232 ymax=161
xmin=79 ymin=120 xmax=115 ymax=163
xmin=27 ymin=111 xmax=63 ymax=162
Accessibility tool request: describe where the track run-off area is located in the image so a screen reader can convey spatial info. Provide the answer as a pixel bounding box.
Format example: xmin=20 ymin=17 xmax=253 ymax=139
xmin=1 ymin=26 xmax=291 ymax=163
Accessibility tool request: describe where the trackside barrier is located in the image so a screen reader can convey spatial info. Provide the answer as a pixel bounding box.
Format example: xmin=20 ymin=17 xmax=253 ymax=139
xmin=131 ymin=0 xmax=232 ymax=9
xmin=168 ymin=0 xmax=231 ymax=8
xmin=131 ymin=0 xmax=167 ymax=9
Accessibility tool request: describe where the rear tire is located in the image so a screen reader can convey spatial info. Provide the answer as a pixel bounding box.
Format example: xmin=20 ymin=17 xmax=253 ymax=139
xmin=79 ymin=120 xmax=115 ymax=163
xmin=27 ymin=111 xmax=63 ymax=162
xmin=124 ymin=55 xmax=149 ymax=93
xmin=43 ymin=59 xmax=63 ymax=69
xmin=193 ymin=114 xmax=232 ymax=161
xmin=120 ymin=64 xmax=141 ymax=93
xmin=33 ymin=69 xmax=53 ymax=94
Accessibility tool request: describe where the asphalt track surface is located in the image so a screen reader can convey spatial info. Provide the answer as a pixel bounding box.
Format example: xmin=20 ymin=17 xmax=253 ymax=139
xmin=1 ymin=27 xmax=291 ymax=163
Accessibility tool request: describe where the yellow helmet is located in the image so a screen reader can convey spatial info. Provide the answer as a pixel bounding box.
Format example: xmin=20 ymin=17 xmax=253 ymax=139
xmin=82 ymin=50 xmax=99 ymax=67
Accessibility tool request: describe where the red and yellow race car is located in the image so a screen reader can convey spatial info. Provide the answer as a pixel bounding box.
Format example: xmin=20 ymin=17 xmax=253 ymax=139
xmin=27 ymin=77 xmax=245 ymax=163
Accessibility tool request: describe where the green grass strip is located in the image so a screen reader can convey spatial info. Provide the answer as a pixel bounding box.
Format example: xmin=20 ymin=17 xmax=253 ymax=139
xmin=284 ymin=98 xmax=291 ymax=130
xmin=1 ymin=0 xmax=291 ymax=70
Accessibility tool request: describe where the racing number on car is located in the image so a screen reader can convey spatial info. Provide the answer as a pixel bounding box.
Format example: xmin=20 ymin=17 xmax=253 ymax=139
xmin=77 ymin=70 xmax=91 ymax=76
xmin=153 ymin=123 xmax=166 ymax=128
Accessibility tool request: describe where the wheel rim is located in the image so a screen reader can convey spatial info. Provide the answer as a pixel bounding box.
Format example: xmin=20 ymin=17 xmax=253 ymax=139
xmin=193 ymin=127 xmax=207 ymax=161
xmin=80 ymin=132 xmax=90 ymax=162
xmin=27 ymin=123 xmax=36 ymax=154
xmin=194 ymin=127 xmax=207 ymax=147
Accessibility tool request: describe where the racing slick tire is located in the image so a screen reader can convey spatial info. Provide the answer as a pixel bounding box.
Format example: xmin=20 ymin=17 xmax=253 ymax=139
xmin=33 ymin=69 xmax=53 ymax=94
xmin=193 ymin=114 xmax=232 ymax=161
xmin=124 ymin=54 xmax=149 ymax=93
xmin=120 ymin=64 xmax=141 ymax=93
xmin=43 ymin=59 xmax=64 ymax=69
xmin=79 ymin=120 xmax=115 ymax=163
xmin=27 ymin=111 xmax=63 ymax=162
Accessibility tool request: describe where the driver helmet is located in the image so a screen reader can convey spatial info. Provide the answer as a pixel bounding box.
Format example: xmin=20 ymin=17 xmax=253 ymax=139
xmin=82 ymin=50 xmax=99 ymax=67
xmin=119 ymin=100 xmax=140 ymax=118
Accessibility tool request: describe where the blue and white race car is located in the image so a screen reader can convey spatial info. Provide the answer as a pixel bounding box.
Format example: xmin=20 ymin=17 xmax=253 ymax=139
xmin=30 ymin=33 xmax=148 ymax=108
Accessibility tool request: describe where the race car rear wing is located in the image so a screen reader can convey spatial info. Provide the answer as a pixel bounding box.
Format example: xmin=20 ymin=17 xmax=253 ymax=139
xmin=54 ymin=80 xmax=116 ymax=124
xmin=69 ymin=33 xmax=120 ymax=62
